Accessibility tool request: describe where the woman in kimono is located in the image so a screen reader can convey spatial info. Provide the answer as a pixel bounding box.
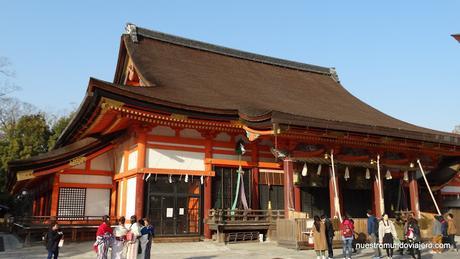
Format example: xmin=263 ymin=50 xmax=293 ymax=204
xmin=126 ymin=215 xmax=141 ymax=259
xmin=111 ymin=216 xmax=128 ymax=259
xmin=95 ymin=215 xmax=113 ymax=259
xmin=139 ymin=218 xmax=154 ymax=259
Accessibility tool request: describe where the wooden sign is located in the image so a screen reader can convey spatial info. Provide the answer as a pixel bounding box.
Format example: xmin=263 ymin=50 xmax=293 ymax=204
xmin=69 ymin=156 xmax=87 ymax=166
xmin=16 ymin=170 xmax=35 ymax=181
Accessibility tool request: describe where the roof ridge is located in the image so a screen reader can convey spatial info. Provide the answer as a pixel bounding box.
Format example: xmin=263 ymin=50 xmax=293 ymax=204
xmin=124 ymin=23 xmax=339 ymax=80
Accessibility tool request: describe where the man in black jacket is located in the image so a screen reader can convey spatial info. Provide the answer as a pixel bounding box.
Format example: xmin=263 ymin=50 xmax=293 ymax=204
xmin=46 ymin=223 xmax=63 ymax=259
xmin=321 ymin=215 xmax=335 ymax=259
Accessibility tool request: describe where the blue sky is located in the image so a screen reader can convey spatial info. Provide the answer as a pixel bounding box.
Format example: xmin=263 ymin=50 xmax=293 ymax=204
xmin=1 ymin=1 xmax=459 ymax=131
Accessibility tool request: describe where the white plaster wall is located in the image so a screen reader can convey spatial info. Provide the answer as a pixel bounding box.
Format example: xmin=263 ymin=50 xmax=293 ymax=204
xmin=214 ymin=132 xmax=231 ymax=142
xmin=150 ymin=126 xmax=175 ymax=136
xmin=91 ymin=152 xmax=112 ymax=171
xmin=85 ymin=188 xmax=110 ymax=216
xmin=442 ymin=186 xmax=460 ymax=193
xmin=180 ymin=129 xmax=204 ymax=139
xmin=128 ymin=150 xmax=138 ymax=170
xmin=60 ymin=174 xmax=112 ymax=184
xmin=116 ymin=153 xmax=125 ymax=173
xmin=125 ymin=177 xmax=136 ymax=217
xmin=70 ymin=163 xmax=86 ymax=170
xmin=146 ymin=148 xmax=205 ymax=170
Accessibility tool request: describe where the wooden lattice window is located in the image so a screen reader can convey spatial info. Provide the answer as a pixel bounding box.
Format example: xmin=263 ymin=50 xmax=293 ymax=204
xmin=58 ymin=188 xmax=86 ymax=218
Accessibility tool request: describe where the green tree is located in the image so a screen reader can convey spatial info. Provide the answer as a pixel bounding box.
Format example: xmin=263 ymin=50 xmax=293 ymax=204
xmin=48 ymin=112 xmax=74 ymax=150
xmin=0 ymin=114 xmax=51 ymax=191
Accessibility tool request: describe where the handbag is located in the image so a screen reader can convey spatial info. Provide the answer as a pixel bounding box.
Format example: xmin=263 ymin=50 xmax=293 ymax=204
xmin=308 ymin=229 xmax=315 ymax=245
xmin=58 ymin=239 xmax=64 ymax=248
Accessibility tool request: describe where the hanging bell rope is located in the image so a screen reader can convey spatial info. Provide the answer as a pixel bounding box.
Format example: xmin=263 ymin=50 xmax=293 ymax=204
xmin=417 ymin=159 xmax=441 ymax=215
xmin=377 ymin=155 xmax=385 ymax=214
xmin=330 ymin=150 xmax=342 ymax=222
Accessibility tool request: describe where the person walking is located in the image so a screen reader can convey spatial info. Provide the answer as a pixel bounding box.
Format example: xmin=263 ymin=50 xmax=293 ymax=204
xmin=95 ymin=215 xmax=113 ymax=259
xmin=321 ymin=215 xmax=334 ymax=259
xmin=366 ymin=210 xmax=381 ymax=259
xmin=45 ymin=223 xmax=63 ymax=259
xmin=446 ymin=213 xmax=458 ymax=252
xmin=431 ymin=215 xmax=443 ymax=254
xmin=140 ymin=218 xmax=154 ymax=259
xmin=126 ymin=215 xmax=141 ymax=259
xmin=378 ymin=213 xmax=398 ymax=259
xmin=312 ymin=215 xmax=327 ymax=259
xmin=112 ymin=216 xmax=128 ymax=259
xmin=341 ymin=216 xmax=354 ymax=259
xmin=405 ymin=218 xmax=421 ymax=259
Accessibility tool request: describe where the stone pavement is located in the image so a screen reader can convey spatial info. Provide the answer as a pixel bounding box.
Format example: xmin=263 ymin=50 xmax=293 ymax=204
xmin=0 ymin=233 xmax=458 ymax=259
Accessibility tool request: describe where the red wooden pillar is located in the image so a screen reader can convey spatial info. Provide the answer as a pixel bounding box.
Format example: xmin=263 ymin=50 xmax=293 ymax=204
xmin=283 ymin=159 xmax=294 ymax=218
xmin=32 ymin=196 xmax=37 ymax=216
xmin=110 ymin=180 xmax=117 ymax=219
xmin=373 ymin=175 xmax=383 ymax=217
xmin=39 ymin=195 xmax=45 ymax=216
xmin=135 ymin=130 xmax=147 ymax=219
xmin=50 ymin=173 xmax=60 ymax=217
xmin=294 ymin=186 xmax=302 ymax=212
xmin=203 ymin=136 xmax=213 ymax=239
xmin=251 ymin=143 xmax=260 ymax=209
xmin=409 ymin=172 xmax=420 ymax=219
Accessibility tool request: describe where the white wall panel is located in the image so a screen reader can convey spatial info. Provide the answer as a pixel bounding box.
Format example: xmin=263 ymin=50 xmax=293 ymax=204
xmin=60 ymin=174 xmax=112 ymax=184
xmin=150 ymin=126 xmax=175 ymax=136
xmin=128 ymin=150 xmax=138 ymax=170
xmin=85 ymin=188 xmax=110 ymax=216
xmin=125 ymin=177 xmax=136 ymax=217
xmin=442 ymin=186 xmax=460 ymax=193
xmin=146 ymin=148 xmax=205 ymax=170
xmin=91 ymin=153 xmax=112 ymax=171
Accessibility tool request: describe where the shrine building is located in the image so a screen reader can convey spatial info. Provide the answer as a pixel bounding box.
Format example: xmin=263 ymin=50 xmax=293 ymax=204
xmin=7 ymin=24 xmax=460 ymax=240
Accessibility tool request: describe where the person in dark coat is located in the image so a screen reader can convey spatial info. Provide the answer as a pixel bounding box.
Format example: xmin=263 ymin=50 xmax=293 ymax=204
xmin=405 ymin=218 xmax=421 ymax=259
xmin=321 ymin=215 xmax=334 ymax=259
xmin=46 ymin=223 xmax=63 ymax=259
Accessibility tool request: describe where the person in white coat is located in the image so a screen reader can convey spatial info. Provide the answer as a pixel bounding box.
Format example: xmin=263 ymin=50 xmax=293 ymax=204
xmin=379 ymin=213 xmax=398 ymax=259
xmin=111 ymin=216 xmax=128 ymax=259
xmin=126 ymin=215 xmax=141 ymax=259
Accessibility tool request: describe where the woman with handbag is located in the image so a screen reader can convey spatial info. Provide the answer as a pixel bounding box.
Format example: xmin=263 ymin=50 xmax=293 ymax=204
xmin=125 ymin=215 xmax=141 ymax=259
xmin=312 ymin=215 xmax=327 ymax=259
xmin=45 ymin=223 xmax=63 ymax=259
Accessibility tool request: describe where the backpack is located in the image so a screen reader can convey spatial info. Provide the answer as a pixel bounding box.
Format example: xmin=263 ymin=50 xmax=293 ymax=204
xmin=342 ymin=224 xmax=353 ymax=238
xmin=406 ymin=226 xmax=415 ymax=240
xmin=372 ymin=217 xmax=379 ymax=235
xmin=440 ymin=219 xmax=448 ymax=236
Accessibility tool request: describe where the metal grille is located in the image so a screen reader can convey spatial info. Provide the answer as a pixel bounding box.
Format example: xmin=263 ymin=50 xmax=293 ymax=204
xmin=58 ymin=188 xmax=86 ymax=219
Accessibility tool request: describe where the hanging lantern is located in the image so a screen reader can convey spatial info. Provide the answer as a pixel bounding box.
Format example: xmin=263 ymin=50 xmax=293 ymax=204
xmin=184 ymin=174 xmax=189 ymax=183
xmin=302 ymin=163 xmax=308 ymax=176
xmin=200 ymin=175 xmax=204 ymax=185
xmin=344 ymin=167 xmax=350 ymax=181
xmin=365 ymin=168 xmax=371 ymax=179
xmin=385 ymin=169 xmax=392 ymax=180
xmin=317 ymin=164 xmax=322 ymax=176
xmin=293 ymin=172 xmax=300 ymax=185
xmin=409 ymin=162 xmax=415 ymax=168
xmin=403 ymin=171 xmax=409 ymax=181
xmin=169 ymin=174 xmax=173 ymax=183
